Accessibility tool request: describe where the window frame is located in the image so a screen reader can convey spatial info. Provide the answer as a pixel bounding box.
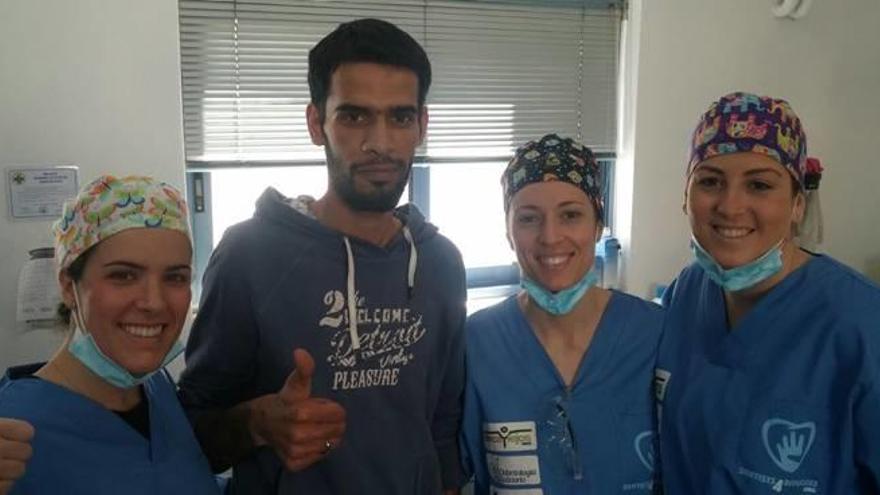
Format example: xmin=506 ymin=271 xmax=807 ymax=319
xmin=186 ymin=153 xmax=614 ymax=296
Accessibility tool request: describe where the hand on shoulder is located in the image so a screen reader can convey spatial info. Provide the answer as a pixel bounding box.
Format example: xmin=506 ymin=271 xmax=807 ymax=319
xmin=0 ymin=418 xmax=34 ymax=495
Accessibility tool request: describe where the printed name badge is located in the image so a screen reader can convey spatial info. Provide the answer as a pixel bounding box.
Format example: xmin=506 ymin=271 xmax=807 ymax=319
xmin=483 ymin=421 xmax=537 ymax=453
xmin=654 ymin=369 xmax=671 ymax=402
xmin=491 ymin=486 xmax=544 ymax=495
xmin=486 ymin=453 xmax=541 ymax=486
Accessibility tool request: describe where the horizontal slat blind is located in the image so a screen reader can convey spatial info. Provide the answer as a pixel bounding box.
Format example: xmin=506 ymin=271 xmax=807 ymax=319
xmin=179 ymin=0 xmax=621 ymax=165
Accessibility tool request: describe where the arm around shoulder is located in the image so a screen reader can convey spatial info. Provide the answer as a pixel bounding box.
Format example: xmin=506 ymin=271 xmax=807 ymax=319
xmin=432 ymin=248 xmax=468 ymax=491
xmin=178 ymin=235 xmax=263 ymax=471
xmin=0 ymin=418 xmax=34 ymax=495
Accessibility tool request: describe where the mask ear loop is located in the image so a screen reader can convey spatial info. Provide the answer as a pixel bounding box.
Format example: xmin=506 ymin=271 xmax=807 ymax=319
xmin=70 ymin=283 xmax=89 ymax=337
xmin=68 ymin=283 xmax=118 ymax=361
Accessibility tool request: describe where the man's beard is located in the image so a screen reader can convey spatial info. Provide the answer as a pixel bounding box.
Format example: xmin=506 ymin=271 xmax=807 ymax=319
xmin=325 ymin=142 xmax=411 ymax=213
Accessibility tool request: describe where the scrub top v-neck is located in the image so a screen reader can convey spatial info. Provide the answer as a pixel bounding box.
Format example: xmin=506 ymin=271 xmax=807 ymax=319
xmin=462 ymin=291 xmax=663 ymax=494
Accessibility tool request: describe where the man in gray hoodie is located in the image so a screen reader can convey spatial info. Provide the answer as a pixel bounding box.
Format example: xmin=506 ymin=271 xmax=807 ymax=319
xmin=178 ymin=18 xmax=467 ymax=495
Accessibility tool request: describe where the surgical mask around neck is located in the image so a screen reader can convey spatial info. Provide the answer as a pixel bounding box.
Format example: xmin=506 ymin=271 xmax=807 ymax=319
xmin=690 ymin=236 xmax=784 ymax=292
xmin=521 ymin=268 xmax=599 ymax=315
xmin=67 ymin=284 xmax=184 ymax=389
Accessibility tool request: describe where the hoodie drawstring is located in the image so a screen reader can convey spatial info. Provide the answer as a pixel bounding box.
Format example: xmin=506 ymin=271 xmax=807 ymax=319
xmin=342 ymin=226 xmax=418 ymax=352
xmin=403 ymin=225 xmax=417 ymax=298
xmin=343 ymin=236 xmax=361 ymax=351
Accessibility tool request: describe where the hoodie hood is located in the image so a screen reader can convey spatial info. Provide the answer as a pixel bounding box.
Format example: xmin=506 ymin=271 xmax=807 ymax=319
xmin=254 ymin=187 xmax=438 ymax=249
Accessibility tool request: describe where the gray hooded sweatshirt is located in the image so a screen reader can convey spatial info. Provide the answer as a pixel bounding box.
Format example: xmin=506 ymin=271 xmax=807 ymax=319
xmin=179 ymin=187 xmax=467 ymax=494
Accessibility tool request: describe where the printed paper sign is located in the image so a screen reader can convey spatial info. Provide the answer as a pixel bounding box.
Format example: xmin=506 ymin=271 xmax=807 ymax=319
xmin=7 ymin=166 xmax=78 ymax=220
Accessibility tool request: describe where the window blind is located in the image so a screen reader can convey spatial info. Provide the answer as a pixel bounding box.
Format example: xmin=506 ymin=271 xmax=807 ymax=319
xmin=179 ymin=0 xmax=622 ymax=165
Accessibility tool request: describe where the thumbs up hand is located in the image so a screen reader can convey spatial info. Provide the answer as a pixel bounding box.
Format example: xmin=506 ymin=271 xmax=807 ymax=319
xmin=280 ymin=349 xmax=316 ymax=404
xmin=250 ymin=349 xmax=346 ymax=472
xmin=0 ymin=418 xmax=34 ymax=495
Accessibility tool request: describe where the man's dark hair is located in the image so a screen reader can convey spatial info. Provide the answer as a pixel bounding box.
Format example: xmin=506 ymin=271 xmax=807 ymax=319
xmin=308 ymin=18 xmax=432 ymax=119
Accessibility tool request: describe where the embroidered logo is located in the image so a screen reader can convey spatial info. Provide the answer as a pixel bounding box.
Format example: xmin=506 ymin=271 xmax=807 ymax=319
xmin=761 ymin=418 xmax=816 ymax=474
xmin=483 ymin=421 xmax=537 ymax=453
xmin=486 ymin=453 xmax=541 ymax=486
xmin=634 ymin=430 xmax=655 ymax=472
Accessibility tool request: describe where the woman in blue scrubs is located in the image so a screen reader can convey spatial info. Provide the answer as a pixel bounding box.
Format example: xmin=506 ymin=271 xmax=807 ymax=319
xmin=0 ymin=175 xmax=221 ymax=494
xmin=656 ymin=92 xmax=880 ymax=494
xmin=461 ymin=134 xmax=663 ymax=494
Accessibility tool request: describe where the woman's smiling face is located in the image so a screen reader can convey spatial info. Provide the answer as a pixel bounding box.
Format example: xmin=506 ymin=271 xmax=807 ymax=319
xmin=508 ymin=181 xmax=601 ymax=292
xmin=686 ymin=151 xmax=804 ymax=269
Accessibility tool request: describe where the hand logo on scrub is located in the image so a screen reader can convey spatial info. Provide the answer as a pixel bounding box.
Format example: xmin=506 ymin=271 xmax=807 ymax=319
xmin=761 ymin=418 xmax=816 ymax=474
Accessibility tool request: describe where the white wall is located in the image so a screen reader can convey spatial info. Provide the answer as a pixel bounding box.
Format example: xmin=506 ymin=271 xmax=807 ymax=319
xmin=0 ymin=0 xmax=185 ymax=369
xmin=619 ymin=0 xmax=880 ymax=297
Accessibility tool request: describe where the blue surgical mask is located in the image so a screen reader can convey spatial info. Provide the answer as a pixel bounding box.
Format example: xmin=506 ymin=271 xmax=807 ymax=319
xmin=690 ymin=236 xmax=784 ymax=292
xmin=67 ymin=285 xmax=185 ymax=389
xmin=521 ymin=268 xmax=599 ymax=315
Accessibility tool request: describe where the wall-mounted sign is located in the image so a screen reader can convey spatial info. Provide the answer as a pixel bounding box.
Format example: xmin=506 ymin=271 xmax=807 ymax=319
xmin=6 ymin=166 xmax=79 ymax=220
xmin=17 ymin=247 xmax=61 ymax=325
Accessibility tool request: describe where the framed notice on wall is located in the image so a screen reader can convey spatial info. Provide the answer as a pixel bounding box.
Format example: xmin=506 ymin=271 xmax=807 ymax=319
xmin=6 ymin=166 xmax=79 ymax=220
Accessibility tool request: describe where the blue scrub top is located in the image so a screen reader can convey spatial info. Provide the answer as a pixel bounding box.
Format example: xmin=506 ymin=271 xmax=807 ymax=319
xmin=656 ymin=255 xmax=880 ymax=494
xmin=0 ymin=363 xmax=221 ymax=495
xmin=461 ymin=291 xmax=663 ymax=494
